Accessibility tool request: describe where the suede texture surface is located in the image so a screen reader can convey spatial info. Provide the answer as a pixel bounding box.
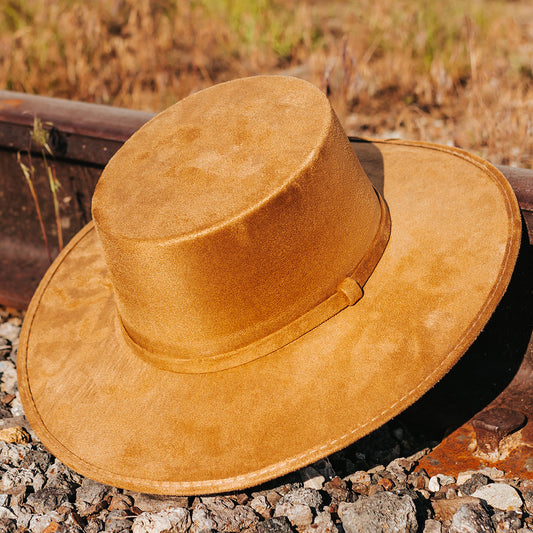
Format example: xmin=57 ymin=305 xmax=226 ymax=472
xmin=92 ymin=77 xmax=383 ymax=367
xmin=18 ymin=76 xmax=521 ymax=495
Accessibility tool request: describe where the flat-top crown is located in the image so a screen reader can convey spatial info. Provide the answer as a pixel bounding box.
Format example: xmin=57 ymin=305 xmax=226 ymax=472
xmin=93 ymin=76 xmax=331 ymax=239
xmin=92 ymin=76 xmax=384 ymax=372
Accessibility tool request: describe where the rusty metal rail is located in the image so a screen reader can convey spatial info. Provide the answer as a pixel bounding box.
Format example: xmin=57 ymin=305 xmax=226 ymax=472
xmin=0 ymin=91 xmax=154 ymax=308
xmin=1 ymin=90 xmax=533 ymax=479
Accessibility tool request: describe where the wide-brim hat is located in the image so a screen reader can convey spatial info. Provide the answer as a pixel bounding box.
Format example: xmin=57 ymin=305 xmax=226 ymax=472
xmin=18 ymin=76 xmax=521 ymax=495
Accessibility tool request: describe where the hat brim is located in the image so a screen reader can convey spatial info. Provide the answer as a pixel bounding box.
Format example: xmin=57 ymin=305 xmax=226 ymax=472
xmin=18 ymin=139 xmax=521 ymax=495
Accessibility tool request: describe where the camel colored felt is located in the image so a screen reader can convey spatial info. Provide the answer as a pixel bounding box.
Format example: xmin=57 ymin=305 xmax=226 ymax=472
xmin=18 ymin=76 xmax=521 ymax=495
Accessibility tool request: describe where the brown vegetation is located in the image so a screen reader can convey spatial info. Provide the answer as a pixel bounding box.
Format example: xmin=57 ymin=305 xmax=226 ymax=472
xmin=1 ymin=0 xmax=531 ymax=167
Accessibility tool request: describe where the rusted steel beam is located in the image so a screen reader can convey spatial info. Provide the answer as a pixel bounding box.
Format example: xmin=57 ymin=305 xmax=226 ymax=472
xmin=0 ymin=91 xmax=155 ymax=165
xmin=0 ymin=92 xmax=154 ymax=308
xmin=418 ymin=331 xmax=533 ymax=479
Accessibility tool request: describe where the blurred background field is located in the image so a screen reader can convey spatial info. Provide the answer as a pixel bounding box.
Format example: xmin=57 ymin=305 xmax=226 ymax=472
xmin=1 ymin=0 xmax=531 ymax=168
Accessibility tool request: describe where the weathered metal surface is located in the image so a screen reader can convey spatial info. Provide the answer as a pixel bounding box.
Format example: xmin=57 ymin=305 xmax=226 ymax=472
xmin=416 ymin=239 xmax=533 ymax=479
xmin=0 ymin=91 xmax=155 ymax=165
xmin=497 ymin=164 xmax=533 ymax=246
xmin=418 ymin=336 xmax=533 ymax=478
xmin=0 ymin=92 xmax=154 ymax=308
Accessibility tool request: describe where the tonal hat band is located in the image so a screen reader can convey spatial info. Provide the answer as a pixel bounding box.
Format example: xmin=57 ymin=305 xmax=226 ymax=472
xmin=119 ymin=190 xmax=391 ymax=374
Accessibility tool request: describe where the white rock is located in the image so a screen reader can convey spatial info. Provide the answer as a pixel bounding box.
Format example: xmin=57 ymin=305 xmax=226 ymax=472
xmin=456 ymin=472 xmax=474 ymax=485
xmin=191 ymin=503 xmax=217 ymax=531
xmin=478 ymin=467 xmax=505 ymax=480
xmin=133 ymin=508 xmax=191 ymax=533
xmin=200 ymin=495 xmax=234 ymax=510
xmin=428 ymin=476 xmax=441 ymax=492
xmin=0 ymin=506 xmax=16 ymax=519
xmin=9 ymin=393 xmax=25 ymax=417
xmin=301 ymin=466 xmax=325 ymax=490
xmin=0 ymin=323 xmax=21 ymax=343
xmin=281 ymin=487 xmax=322 ymax=508
xmin=250 ymin=495 xmax=270 ymax=516
xmin=416 ymin=489 xmax=431 ymax=500
xmin=0 ymin=360 xmax=17 ymax=395
xmin=300 ymin=510 xmax=336 ymax=533
xmin=28 ymin=512 xmax=60 ymax=533
xmin=0 ymin=441 xmax=30 ymax=467
xmin=472 ymin=482 xmax=523 ymax=511
xmin=1 ymin=467 xmax=34 ymax=490
xmin=437 ymin=474 xmax=455 ymax=486
xmin=275 ymin=501 xmax=313 ymax=527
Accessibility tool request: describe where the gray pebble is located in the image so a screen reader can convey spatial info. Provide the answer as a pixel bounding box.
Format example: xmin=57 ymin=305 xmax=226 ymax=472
xmin=85 ymin=517 xmax=105 ymax=533
xmin=460 ymin=473 xmax=491 ymax=496
xmin=0 ymin=361 xmax=17 ymax=396
xmin=20 ymin=445 xmax=54 ymax=472
xmin=423 ymin=519 xmax=442 ymax=533
xmin=192 ymin=503 xmax=217 ymax=531
xmin=27 ymin=487 xmax=70 ymax=514
xmin=28 ymin=511 xmax=62 ymax=532
xmin=250 ymin=495 xmax=272 ymax=519
xmin=105 ymin=509 xmax=133 ymax=532
xmin=75 ymin=478 xmax=110 ymax=512
xmin=257 ymin=516 xmax=295 ymax=533
xmin=523 ymin=491 xmax=533 ymax=514
xmin=338 ymin=491 xmax=418 ymax=533
xmin=213 ymin=504 xmax=259 ymax=532
xmin=1 ymin=466 xmax=45 ymax=491
xmin=125 ymin=491 xmax=188 ymax=513
xmin=305 ymin=510 xmax=337 ymax=533
xmin=201 ymin=495 xmax=235 ymax=510
xmin=301 ymin=466 xmax=325 ymax=490
xmin=13 ymin=504 xmax=32 ymax=529
xmin=386 ymin=458 xmax=409 ymax=485
xmin=45 ymin=461 xmax=82 ymax=497
xmin=0 ymin=442 xmax=30 ymax=467
xmin=278 ymin=487 xmax=322 ymax=508
xmin=491 ymin=510 xmax=522 ymax=531
xmin=132 ymin=507 xmax=191 ymax=533
xmin=449 ymin=503 xmax=495 ymax=533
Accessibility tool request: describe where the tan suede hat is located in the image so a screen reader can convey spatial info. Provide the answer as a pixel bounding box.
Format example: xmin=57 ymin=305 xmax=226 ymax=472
xmin=18 ymin=76 xmax=521 ymax=495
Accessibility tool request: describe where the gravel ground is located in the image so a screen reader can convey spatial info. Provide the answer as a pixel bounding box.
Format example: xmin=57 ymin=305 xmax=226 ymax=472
xmin=1 ymin=309 xmax=533 ymax=533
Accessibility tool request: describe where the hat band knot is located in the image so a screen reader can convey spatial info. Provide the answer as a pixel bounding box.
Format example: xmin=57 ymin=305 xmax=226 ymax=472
xmin=119 ymin=191 xmax=391 ymax=374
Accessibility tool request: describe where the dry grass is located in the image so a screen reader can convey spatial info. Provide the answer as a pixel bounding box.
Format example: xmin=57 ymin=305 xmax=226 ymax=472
xmin=1 ymin=0 xmax=531 ymax=167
